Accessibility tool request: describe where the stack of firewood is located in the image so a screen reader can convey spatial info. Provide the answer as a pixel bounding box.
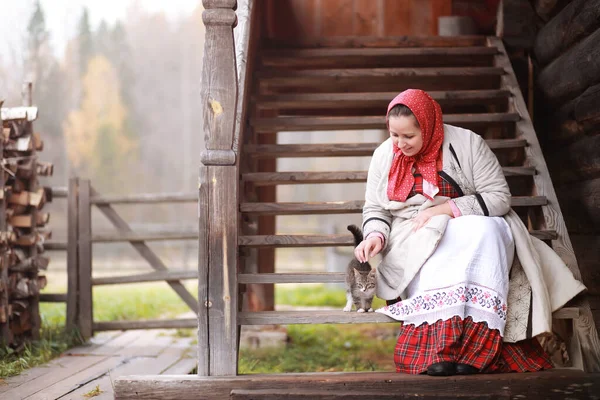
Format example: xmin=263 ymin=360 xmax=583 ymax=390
xmin=0 ymin=88 xmax=53 ymax=347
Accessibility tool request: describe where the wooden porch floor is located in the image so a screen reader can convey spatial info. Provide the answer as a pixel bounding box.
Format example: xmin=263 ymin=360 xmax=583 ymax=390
xmin=0 ymin=329 xmax=197 ymax=400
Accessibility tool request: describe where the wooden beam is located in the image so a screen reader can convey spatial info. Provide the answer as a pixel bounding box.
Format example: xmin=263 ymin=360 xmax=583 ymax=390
xmin=245 ymin=139 xmax=526 ymax=158
xmin=39 ymin=293 xmax=67 ymax=303
xmin=77 ymin=179 xmax=93 ymax=341
xmin=93 ymin=270 xmax=197 ymax=285
xmin=239 ymin=231 xmax=557 ymax=248
xmin=238 ymin=272 xmax=345 ymax=284
xmin=92 ymin=231 xmax=197 ymax=242
xmin=242 ymin=167 xmax=535 ymax=186
xmin=251 ymin=113 xmax=519 ymax=133
xmin=240 ymin=197 xmax=547 ymax=215
xmin=263 ymin=36 xmax=488 ymax=48
xmin=199 ymin=0 xmax=240 ymax=377
xmin=255 ymin=90 xmax=511 ymax=110
xmin=534 ymin=0 xmax=600 ymax=66
xmin=113 ymin=369 xmax=600 ymax=400
xmin=94 ymin=318 xmax=197 ymax=331
xmin=91 ymin=192 xmax=196 ymax=204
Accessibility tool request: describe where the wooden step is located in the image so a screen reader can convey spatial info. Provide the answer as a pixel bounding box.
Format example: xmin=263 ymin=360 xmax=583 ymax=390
xmin=242 ymin=167 xmax=535 ymax=186
xmin=238 ymin=307 xmax=576 ymax=325
xmin=261 ymin=47 xmax=498 ymax=68
xmin=255 ymin=90 xmax=511 ymax=110
xmin=259 ymin=67 xmax=504 ymax=92
xmin=239 ymin=196 xmax=548 ymax=215
xmin=264 ymin=36 xmax=488 ymax=49
xmin=245 ymin=139 xmax=527 ymax=158
xmin=251 ymin=113 xmax=520 ymax=133
xmin=238 ymin=230 xmax=557 ymax=248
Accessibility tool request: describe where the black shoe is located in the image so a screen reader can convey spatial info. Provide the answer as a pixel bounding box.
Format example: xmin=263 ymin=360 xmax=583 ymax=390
xmin=427 ymin=362 xmax=456 ymax=376
xmin=455 ymin=363 xmax=479 ymax=375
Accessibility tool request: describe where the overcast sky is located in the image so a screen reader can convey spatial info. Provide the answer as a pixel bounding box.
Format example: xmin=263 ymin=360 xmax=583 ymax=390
xmin=0 ymin=0 xmax=199 ymax=61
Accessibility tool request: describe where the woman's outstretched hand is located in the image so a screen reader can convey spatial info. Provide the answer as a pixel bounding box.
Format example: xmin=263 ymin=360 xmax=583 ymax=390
xmin=354 ymin=236 xmax=383 ymax=263
xmin=411 ymin=202 xmax=454 ymax=232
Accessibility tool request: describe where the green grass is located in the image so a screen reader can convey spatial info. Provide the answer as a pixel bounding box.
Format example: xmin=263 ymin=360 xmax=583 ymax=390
xmin=239 ymin=324 xmax=398 ymax=373
xmin=2 ymin=282 xmax=395 ymax=377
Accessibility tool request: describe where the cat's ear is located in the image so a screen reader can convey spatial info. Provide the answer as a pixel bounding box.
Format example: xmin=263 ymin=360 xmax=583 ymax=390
xmin=353 ymin=268 xmax=360 ymax=278
xmin=368 ymin=268 xmax=376 ymax=277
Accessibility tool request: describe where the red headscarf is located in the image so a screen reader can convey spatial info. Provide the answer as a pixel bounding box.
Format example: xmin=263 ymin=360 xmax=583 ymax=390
xmin=386 ymin=89 xmax=444 ymax=202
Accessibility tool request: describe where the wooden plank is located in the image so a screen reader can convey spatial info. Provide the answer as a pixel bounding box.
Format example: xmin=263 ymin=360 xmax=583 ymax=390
xmin=534 ymin=0 xmax=600 ymax=66
xmin=239 ymin=272 xmax=345 ymax=284
xmin=78 ymin=330 xmax=142 ymax=356
xmin=78 ymin=179 xmax=93 ymax=341
xmin=94 ymin=319 xmax=197 ymax=332
xmin=383 ymin=0 xmax=412 ymax=36
xmin=91 ymin=192 xmax=196 ymax=204
xmin=490 ymin=37 xmax=600 ymax=372
xmin=65 ymin=330 xmax=123 ymax=355
xmin=113 ymin=369 xmax=600 ymax=400
xmin=241 ymin=310 xmax=395 ymax=326
xmin=0 ymin=355 xmax=110 ymax=400
xmin=264 ymin=36 xmax=488 ymax=48
xmin=92 ymin=231 xmax=197 ymax=242
xmin=242 ymin=167 xmax=534 ymax=186
xmin=24 ymin=355 xmax=126 ymax=400
xmin=255 ymin=90 xmax=511 ymax=110
xmin=39 ymin=293 xmax=67 ymax=302
xmin=245 ymin=139 xmax=526 ymax=158
xmin=239 ymin=230 xmax=557 ymax=248
xmin=91 ymin=187 xmax=198 ymax=314
xmin=251 ymin=113 xmax=519 ymax=133
xmin=261 ymin=47 xmax=498 ymax=68
xmin=229 ymin=389 xmax=509 ymax=399
xmin=240 ymin=197 xmax=547 ymax=215
xmin=92 ymin=270 xmax=197 ymax=285
xmin=161 ymin=357 xmax=198 ymax=375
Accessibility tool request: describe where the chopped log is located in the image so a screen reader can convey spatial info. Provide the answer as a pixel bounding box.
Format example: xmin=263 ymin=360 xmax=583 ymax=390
xmin=534 ymin=0 xmax=572 ymax=21
xmin=534 ymin=0 xmax=600 ymax=66
xmin=537 ymin=27 xmax=600 ymax=104
xmin=36 ymin=161 xmax=53 ymax=177
xmin=556 ymin=177 xmax=600 ymax=234
xmin=8 ymin=189 xmax=45 ymax=207
xmin=8 ymin=212 xmax=49 ymax=228
xmin=550 ymin=83 xmax=600 ymax=142
xmin=10 ymin=256 xmax=50 ymax=273
xmin=0 ymin=107 xmax=38 ymax=122
xmin=547 ymin=134 xmax=600 ymax=185
xmin=32 ymin=133 xmax=43 ymax=151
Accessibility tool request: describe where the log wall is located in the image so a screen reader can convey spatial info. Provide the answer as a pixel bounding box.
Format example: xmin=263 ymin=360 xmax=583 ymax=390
xmin=533 ymin=0 xmax=600 ymax=333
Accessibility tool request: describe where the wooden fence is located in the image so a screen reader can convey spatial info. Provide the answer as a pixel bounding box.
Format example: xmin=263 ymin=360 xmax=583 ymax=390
xmin=42 ymin=178 xmax=199 ymax=340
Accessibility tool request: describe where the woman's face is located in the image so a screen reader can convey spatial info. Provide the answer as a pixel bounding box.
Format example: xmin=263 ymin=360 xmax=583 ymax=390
xmin=388 ymin=115 xmax=423 ymax=157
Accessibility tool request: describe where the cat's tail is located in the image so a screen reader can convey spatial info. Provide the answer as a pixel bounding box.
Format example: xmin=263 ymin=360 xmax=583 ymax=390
xmin=347 ymin=224 xmax=364 ymax=246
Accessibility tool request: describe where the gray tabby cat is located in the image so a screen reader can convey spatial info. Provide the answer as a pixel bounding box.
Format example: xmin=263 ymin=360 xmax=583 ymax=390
xmin=343 ymin=225 xmax=377 ymax=313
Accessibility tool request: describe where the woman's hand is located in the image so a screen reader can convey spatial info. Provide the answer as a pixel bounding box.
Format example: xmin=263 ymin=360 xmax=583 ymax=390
xmin=412 ymin=202 xmax=454 ymax=232
xmin=354 ymin=236 xmax=383 ymax=263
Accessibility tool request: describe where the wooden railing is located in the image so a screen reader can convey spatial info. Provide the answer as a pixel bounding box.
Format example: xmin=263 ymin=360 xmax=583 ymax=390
xmin=43 ymin=179 xmax=201 ymax=341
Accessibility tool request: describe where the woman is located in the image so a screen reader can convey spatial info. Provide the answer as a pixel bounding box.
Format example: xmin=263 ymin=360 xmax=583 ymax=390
xmin=354 ymin=89 xmax=586 ymax=376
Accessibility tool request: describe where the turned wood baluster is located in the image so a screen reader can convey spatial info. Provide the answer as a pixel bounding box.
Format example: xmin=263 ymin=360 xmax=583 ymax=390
xmin=198 ymin=0 xmax=239 ymax=377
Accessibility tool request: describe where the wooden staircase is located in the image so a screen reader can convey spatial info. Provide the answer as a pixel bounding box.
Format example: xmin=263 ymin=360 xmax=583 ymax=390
xmin=233 ymin=34 xmax=600 ymax=369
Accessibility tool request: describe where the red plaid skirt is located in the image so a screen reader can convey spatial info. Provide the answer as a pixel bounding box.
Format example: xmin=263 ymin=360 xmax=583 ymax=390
xmin=394 ymin=316 xmax=554 ymax=374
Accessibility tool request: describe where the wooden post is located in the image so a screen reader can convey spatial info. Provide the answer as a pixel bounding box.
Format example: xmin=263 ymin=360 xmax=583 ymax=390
xmin=77 ymin=179 xmax=93 ymax=341
xmin=66 ymin=177 xmax=79 ymax=335
xmin=0 ymin=100 xmax=9 ymax=346
xmin=198 ymin=0 xmax=239 ymax=377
